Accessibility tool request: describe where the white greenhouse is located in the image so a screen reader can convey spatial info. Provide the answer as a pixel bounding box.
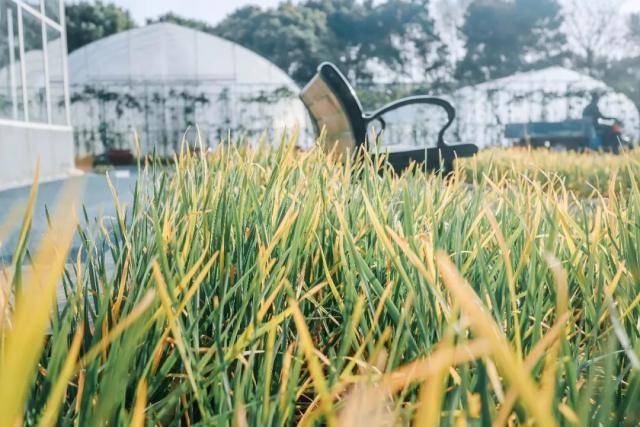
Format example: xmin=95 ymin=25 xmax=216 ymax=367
xmin=66 ymin=23 xmax=308 ymax=156
xmin=378 ymin=67 xmax=640 ymax=149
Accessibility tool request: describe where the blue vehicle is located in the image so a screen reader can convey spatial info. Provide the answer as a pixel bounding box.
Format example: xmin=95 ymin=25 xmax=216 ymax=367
xmin=505 ymin=118 xmax=631 ymax=154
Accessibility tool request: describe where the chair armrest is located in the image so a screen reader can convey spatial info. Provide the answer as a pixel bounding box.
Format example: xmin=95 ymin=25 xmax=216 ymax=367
xmin=364 ymin=96 xmax=455 ymax=148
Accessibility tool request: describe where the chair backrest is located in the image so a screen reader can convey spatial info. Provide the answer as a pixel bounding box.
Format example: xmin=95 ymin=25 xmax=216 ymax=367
xmin=300 ymin=63 xmax=367 ymax=160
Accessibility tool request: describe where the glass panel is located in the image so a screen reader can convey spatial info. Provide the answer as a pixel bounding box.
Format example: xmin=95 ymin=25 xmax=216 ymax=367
xmin=23 ymin=0 xmax=42 ymax=11
xmin=47 ymin=26 xmax=66 ymax=124
xmin=44 ymin=0 xmax=59 ymax=23
xmin=0 ymin=0 xmax=24 ymax=120
xmin=22 ymin=10 xmax=47 ymax=123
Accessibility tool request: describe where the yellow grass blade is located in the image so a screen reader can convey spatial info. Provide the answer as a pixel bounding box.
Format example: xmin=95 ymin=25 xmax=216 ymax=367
xmin=175 ymin=252 xmax=219 ymax=314
xmin=37 ymin=324 xmax=85 ymax=427
xmin=111 ymin=252 xmax=130 ymax=322
xmin=130 ymin=379 xmax=147 ymax=427
xmin=337 ymin=340 xmax=491 ymax=427
xmin=492 ymin=313 xmax=569 ymax=427
xmin=0 ymin=181 xmax=79 ymax=427
xmin=289 ymin=297 xmax=336 ymax=427
xmin=76 ymin=290 xmax=156 ymax=371
xmin=539 ymin=254 xmax=570 ymax=411
xmin=484 ymin=207 xmax=522 ymax=358
xmin=412 ymin=346 xmax=452 ymax=427
xmin=152 ymin=262 xmax=201 ymax=404
xmin=435 ymin=251 xmax=557 ymax=427
xmin=385 ymin=226 xmax=450 ymax=317
xmin=12 ymin=163 xmax=40 ymax=273
xmin=381 ymin=340 xmax=491 ymax=394
xmin=262 ymin=325 xmax=277 ymax=424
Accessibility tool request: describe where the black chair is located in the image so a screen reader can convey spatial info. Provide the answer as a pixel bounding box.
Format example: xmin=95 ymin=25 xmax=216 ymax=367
xmin=300 ymin=62 xmax=478 ymax=173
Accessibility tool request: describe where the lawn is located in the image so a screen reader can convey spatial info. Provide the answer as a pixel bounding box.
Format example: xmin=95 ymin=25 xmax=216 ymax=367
xmin=1 ymin=143 xmax=639 ymax=425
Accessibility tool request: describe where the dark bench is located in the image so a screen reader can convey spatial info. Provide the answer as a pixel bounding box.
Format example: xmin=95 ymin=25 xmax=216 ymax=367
xmin=300 ymin=62 xmax=478 ymax=174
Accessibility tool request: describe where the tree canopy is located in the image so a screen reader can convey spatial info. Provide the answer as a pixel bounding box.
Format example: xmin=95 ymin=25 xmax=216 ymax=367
xmin=65 ymin=1 xmax=136 ymax=53
xmin=214 ymin=0 xmax=450 ymax=87
xmin=455 ymin=0 xmax=565 ymax=84
xmin=61 ymin=0 xmax=640 ymax=108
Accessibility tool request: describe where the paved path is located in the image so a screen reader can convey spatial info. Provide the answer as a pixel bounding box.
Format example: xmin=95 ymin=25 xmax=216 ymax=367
xmin=0 ymin=168 xmax=138 ymax=262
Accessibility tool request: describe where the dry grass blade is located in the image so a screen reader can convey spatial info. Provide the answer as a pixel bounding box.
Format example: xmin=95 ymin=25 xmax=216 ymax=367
xmin=381 ymin=340 xmax=491 ymax=394
xmin=540 ymin=254 xmax=570 ymax=411
xmin=152 ymin=262 xmax=204 ymax=412
xmin=484 ymin=207 xmax=522 ymax=358
xmin=1 ymin=144 xmax=638 ymax=424
xmin=76 ymin=290 xmax=156 ymax=370
xmin=435 ymin=251 xmax=557 ymax=427
xmin=0 ymin=180 xmax=79 ymax=426
xmin=493 ymin=313 xmax=570 ymax=427
xmin=37 ymin=324 xmax=85 ymax=427
xmin=412 ymin=344 xmax=451 ymax=427
xmin=337 ymin=340 xmax=491 ymax=427
xmin=130 ymin=380 xmax=148 ymax=427
xmin=289 ymin=297 xmax=335 ymax=427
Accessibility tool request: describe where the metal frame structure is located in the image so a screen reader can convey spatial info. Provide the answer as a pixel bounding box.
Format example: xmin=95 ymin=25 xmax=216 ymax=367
xmin=0 ymin=0 xmax=71 ymax=128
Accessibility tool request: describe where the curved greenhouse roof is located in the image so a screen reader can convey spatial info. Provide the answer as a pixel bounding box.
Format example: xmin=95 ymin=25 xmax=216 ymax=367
xmin=463 ymin=66 xmax=607 ymax=91
xmin=451 ymin=67 xmax=640 ymax=146
xmin=68 ymin=23 xmax=297 ymax=86
xmin=377 ymin=67 xmax=639 ymax=149
xmin=65 ymin=23 xmax=310 ymax=155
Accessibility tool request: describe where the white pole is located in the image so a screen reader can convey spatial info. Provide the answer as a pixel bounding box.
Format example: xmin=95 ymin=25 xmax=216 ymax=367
xmin=7 ymin=7 xmax=18 ymax=120
xmin=16 ymin=3 xmax=28 ymax=122
xmin=59 ymin=0 xmax=71 ymax=126
xmin=40 ymin=0 xmax=52 ymax=124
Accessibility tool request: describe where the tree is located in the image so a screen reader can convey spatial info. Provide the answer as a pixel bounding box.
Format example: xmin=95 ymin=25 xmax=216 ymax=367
xmin=214 ymin=4 xmax=332 ymax=85
xmin=601 ymin=13 xmax=640 ymax=110
xmin=430 ymin=0 xmax=472 ymax=66
xmin=561 ymin=0 xmax=631 ymax=77
xmin=146 ymin=12 xmax=216 ymax=34
xmin=456 ymin=0 xmax=565 ymax=84
xmin=65 ymin=1 xmax=136 ymax=52
xmin=214 ymin=0 xmax=451 ymax=88
xmin=631 ymin=13 xmax=640 ymax=43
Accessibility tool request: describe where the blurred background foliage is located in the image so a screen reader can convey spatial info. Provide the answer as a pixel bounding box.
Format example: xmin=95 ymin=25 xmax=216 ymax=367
xmin=64 ymin=0 xmax=640 ymax=109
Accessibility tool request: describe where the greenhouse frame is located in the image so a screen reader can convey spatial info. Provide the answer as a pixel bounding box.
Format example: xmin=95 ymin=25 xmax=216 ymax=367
xmin=0 ymin=0 xmax=74 ymax=187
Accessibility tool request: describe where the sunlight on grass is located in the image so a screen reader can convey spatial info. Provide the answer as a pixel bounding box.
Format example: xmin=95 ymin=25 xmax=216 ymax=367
xmin=0 ymin=139 xmax=639 ymax=425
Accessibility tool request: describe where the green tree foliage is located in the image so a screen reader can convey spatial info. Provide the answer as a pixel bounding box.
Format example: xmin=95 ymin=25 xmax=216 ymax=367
xmin=214 ymin=0 xmax=450 ymax=87
xmin=147 ymin=12 xmax=216 ymax=34
xmin=456 ymin=0 xmax=565 ymax=84
xmin=58 ymin=0 xmax=639 ymax=111
xmin=602 ymin=13 xmax=640 ymax=109
xmin=214 ymin=4 xmax=331 ymax=86
xmin=65 ymin=1 xmax=136 ymax=52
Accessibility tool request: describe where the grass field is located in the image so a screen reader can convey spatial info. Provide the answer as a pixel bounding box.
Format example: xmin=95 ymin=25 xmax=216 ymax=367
xmin=463 ymin=147 xmax=640 ymax=197
xmin=1 ymin=142 xmax=639 ymax=426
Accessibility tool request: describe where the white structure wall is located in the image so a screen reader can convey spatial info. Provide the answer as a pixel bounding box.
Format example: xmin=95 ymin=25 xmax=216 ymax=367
xmin=376 ymin=67 xmax=640 ymax=149
xmin=66 ymin=24 xmax=310 ymax=156
xmin=0 ymin=0 xmax=74 ymax=188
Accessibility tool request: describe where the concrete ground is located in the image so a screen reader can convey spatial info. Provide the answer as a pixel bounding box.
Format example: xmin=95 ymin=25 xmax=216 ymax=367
xmin=0 ymin=168 xmax=138 ymax=262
